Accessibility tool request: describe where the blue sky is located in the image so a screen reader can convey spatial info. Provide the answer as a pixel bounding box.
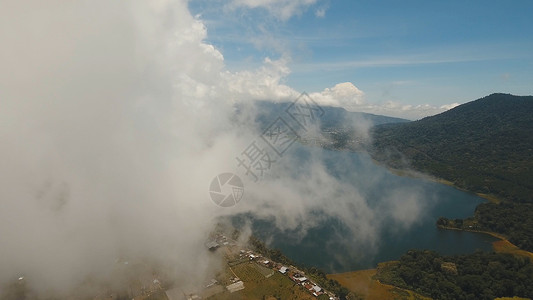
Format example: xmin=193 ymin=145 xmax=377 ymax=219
xmin=189 ymin=0 xmax=533 ymax=108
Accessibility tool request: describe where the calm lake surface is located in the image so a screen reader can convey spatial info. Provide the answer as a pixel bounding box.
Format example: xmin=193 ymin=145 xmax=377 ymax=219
xmin=233 ymin=147 xmax=499 ymax=273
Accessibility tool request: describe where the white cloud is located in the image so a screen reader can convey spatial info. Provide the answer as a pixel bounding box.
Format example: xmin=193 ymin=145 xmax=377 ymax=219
xmin=440 ymin=103 xmax=460 ymax=111
xmin=501 ymin=72 xmax=511 ymax=81
xmin=310 ymin=82 xmax=365 ymax=108
xmin=315 ymin=7 xmax=327 ymax=18
xmin=367 ymin=101 xmax=455 ymax=120
xmin=0 ymin=0 xmax=238 ymax=295
xmin=230 ymin=0 xmax=318 ymax=20
xmin=306 ymin=82 xmax=457 ymax=120
xmin=222 ymin=56 xmax=298 ymax=100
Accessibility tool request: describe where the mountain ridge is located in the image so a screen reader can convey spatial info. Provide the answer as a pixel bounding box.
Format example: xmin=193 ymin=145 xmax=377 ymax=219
xmin=236 ymin=100 xmax=410 ymax=130
xmin=370 ymin=93 xmax=533 ymax=203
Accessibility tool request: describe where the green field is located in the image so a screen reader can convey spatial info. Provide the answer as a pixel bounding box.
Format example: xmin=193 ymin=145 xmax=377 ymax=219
xmin=206 ymin=262 xmax=315 ymax=300
xmin=252 ymin=263 xmax=275 ymax=278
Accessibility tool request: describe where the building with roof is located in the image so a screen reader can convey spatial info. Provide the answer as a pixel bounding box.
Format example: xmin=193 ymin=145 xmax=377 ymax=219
xmin=226 ymin=281 xmax=245 ymax=293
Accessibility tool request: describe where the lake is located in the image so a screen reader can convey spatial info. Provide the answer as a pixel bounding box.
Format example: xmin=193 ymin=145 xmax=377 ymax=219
xmin=232 ymin=147 xmax=499 ymax=273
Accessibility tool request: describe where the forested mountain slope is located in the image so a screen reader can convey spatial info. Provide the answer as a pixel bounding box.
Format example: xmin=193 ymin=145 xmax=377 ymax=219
xmin=370 ymin=93 xmax=533 ymax=203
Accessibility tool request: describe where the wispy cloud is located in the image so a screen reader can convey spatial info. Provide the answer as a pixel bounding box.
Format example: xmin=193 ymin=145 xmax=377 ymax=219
xmin=229 ymin=0 xmax=319 ymax=21
xmin=293 ymin=54 xmax=512 ymax=73
xmin=315 ymin=6 xmax=327 ymax=18
xmin=501 ymin=72 xmax=511 ymax=81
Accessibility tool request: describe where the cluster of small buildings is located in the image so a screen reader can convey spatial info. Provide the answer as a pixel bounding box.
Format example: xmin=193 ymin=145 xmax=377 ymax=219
xmin=204 ymin=233 xmax=338 ymax=300
xmin=241 ymin=249 xmax=337 ymax=299
xmin=165 ymin=278 xmax=227 ymax=300
xmin=288 ymin=271 xmax=327 ymax=298
xmin=225 ymin=279 xmax=245 ymax=293
xmin=205 ymin=233 xmax=233 ymax=251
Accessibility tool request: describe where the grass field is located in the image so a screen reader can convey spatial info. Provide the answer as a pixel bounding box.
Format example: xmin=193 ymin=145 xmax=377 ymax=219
xmin=252 ymin=263 xmax=275 ymax=278
xmin=328 ymin=268 xmax=431 ymax=300
xmin=493 ymin=239 xmax=533 ymax=262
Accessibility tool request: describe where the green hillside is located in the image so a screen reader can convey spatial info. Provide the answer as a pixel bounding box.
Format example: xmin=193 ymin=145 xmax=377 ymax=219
xmin=374 ymin=250 xmax=533 ymax=300
xmin=370 ymin=93 xmax=533 ymax=203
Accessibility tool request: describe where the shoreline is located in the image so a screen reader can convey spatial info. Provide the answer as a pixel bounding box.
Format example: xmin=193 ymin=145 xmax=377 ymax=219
xmin=371 ymin=158 xmax=533 ymax=259
xmin=437 ymin=225 xmax=533 ymax=261
xmin=372 ymin=157 xmax=533 ymax=260
xmin=436 ymin=224 xmax=508 ymax=240
xmin=329 ymin=226 xmax=533 ymax=299
xmin=317 ymin=148 xmax=533 ymax=298
xmin=368 ymin=156 xmax=502 ymax=204
xmin=322 ymin=145 xmax=500 ymax=204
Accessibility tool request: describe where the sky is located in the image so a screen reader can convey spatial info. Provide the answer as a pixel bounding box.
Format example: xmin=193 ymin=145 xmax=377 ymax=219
xmin=189 ymin=0 xmax=533 ymax=117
